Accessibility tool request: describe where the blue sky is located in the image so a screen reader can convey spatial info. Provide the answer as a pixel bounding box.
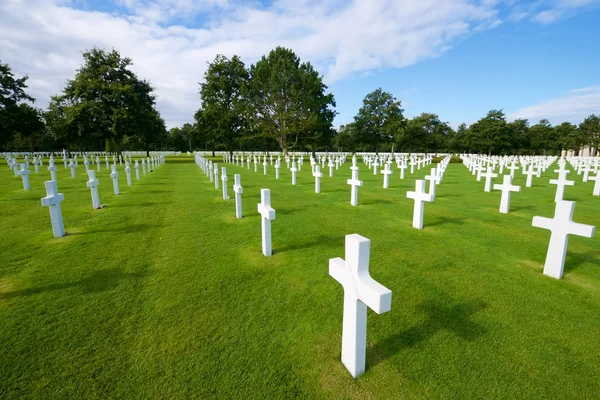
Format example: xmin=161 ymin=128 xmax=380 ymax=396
xmin=1 ymin=0 xmax=599 ymax=129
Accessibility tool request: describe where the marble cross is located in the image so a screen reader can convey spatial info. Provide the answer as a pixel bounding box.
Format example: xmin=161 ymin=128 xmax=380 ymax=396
xmin=532 ymin=201 xmax=595 ymax=279
xmin=524 ymin=164 xmax=537 ymax=188
xmin=550 ymin=169 xmax=574 ymax=202
xmin=493 ymin=175 xmax=521 ymax=214
xmin=275 ymin=159 xmax=281 ymax=179
xmin=142 ymin=159 xmax=147 ymax=176
xmin=328 ymin=159 xmax=334 ymax=177
xmin=425 ymin=168 xmax=438 ymax=198
xmin=233 ymin=174 xmax=243 ymax=219
xmin=481 ymin=166 xmax=498 ymax=192
xmin=18 ymin=163 xmax=31 ymax=190
xmin=329 ymin=234 xmax=392 ymax=378
xmin=263 ymin=156 xmax=268 ymax=175
xmin=110 ymin=165 xmax=120 ymax=195
xmin=87 ymin=170 xmax=101 ymax=209
xmin=135 ymin=160 xmax=140 ymax=180
xmin=125 ymin=162 xmax=132 ymax=186
xmin=69 ymin=159 xmax=76 ymax=178
xmin=105 ymin=156 xmax=109 ymax=169
xmin=291 ymin=162 xmax=298 ymax=185
xmin=313 ymin=165 xmax=323 ymax=193
xmin=381 ymin=163 xmax=393 ymax=189
xmin=407 ymin=180 xmax=434 ymax=229
xmin=214 ymin=163 xmax=220 ymax=189
xmin=48 ymin=159 xmax=57 ymax=181
xmin=41 ymin=180 xmax=65 ymax=238
xmin=590 ymin=174 xmax=600 ymax=196
xmin=258 ymin=189 xmax=276 ymax=257
xmin=347 ymin=169 xmax=363 ymax=207
xmin=96 ymin=156 xmax=101 ymax=171
xmin=221 ymin=167 xmax=229 ymax=200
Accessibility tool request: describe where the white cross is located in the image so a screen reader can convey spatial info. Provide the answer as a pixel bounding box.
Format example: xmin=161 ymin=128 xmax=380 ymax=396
xmin=373 ymin=158 xmax=379 ymax=175
xmin=590 ymin=174 xmax=600 ymax=196
xmin=524 ymin=165 xmax=537 ymax=188
xmin=110 ymin=165 xmax=120 ymax=195
xmin=135 ymin=160 xmax=140 ymax=180
xmin=481 ymin=166 xmax=498 ymax=192
xmin=291 ymin=162 xmax=298 ymax=185
xmin=142 ymin=159 xmax=147 ymax=176
xmin=18 ymin=163 xmax=31 ymax=190
xmin=407 ymin=180 xmax=434 ymax=229
xmin=313 ymin=165 xmax=323 ymax=193
xmin=41 ymin=180 xmax=65 ymax=238
xmin=221 ymin=167 xmax=229 ymax=200
xmin=493 ymin=175 xmax=521 ymax=213
xmin=328 ymin=159 xmax=334 ymax=177
xmin=96 ymin=157 xmax=101 ymax=171
xmin=125 ymin=162 xmax=132 ymax=186
xmin=275 ymin=159 xmax=281 ymax=179
xmin=381 ymin=163 xmax=393 ymax=189
xmin=347 ymin=169 xmax=363 ymax=207
xmin=86 ymin=170 xmax=102 ymax=209
xmin=254 ymin=157 xmax=258 ymax=172
xmin=263 ymin=156 xmax=268 ymax=175
xmin=409 ymin=158 xmax=416 ymax=174
xmin=398 ymin=162 xmax=407 ymax=179
xmin=69 ymin=159 xmax=76 ymax=178
xmin=424 ymin=167 xmax=438 ymax=198
xmin=329 ymin=234 xmax=392 ymax=378
xmin=550 ymin=169 xmax=574 ymax=202
xmin=233 ymin=174 xmax=243 ymax=219
xmin=214 ymin=164 xmax=219 ymax=189
xmin=34 ymin=158 xmax=40 ymax=173
xmin=532 ymin=201 xmax=595 ymax=279
xmin=507 ymin=162 xmax=519 ymax=178
xmin=257 ymin=189 xmax=276 ymax=257
xmin=48 ymin=159 xmax=57 ymax=181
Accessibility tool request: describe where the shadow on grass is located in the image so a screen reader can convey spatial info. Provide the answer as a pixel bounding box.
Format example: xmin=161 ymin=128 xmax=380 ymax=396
xmin=367 ymin=299 xmax=487 ymax=369
xmin=428 ymin=216 xmax=465 ymax=227
xmin=67 ymin=223 xmax=162 ymax=235
xmin=511 ymin=205 xmax=536 ymax=212
xmin=363 ymin=199 xmax=393 ymax=206
xmin=564 ymin=251 xmax=600 ymax=273
xmin=0 ymin=268 xmax=150 ymax=299
xmin=109 ymin=202 xmax=173 ymax=208
xmin=276 ymin=235 xmax=342 ymax=253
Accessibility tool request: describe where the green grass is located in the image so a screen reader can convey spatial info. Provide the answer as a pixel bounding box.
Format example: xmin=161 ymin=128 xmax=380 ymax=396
xmin=1 ymin=155 xmax=599 ymax=399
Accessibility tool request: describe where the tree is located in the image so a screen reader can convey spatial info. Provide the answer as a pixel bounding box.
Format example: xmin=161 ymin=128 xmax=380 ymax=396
xmin=247 ymin=47 xmax=336 ymax=155
xmin=199 ymin=55 xmax=250 ymax=154
xmin=400 ymin=113 xmax=451 ymax=153
xmin=579 ymin=114 xmax=600 ymax=156
xmin=354 ymin=88 xmax=404 ymax=153
xmin=554 ymin=122 xmax=581 ymax=154
xmin=529 ymin=119 xmax=555 ymax=154
xmin=468 ymin=110 xmax=510 ymax=155
xmin=0 ymin=61 xmax=36 ymax=148
xmin=334 ymin=123 xmax=358 ymax=152
xmin=506 ymin=118 xmax=529 ymax=154
xmin=58 ymin=47 xmax=162 ymax=155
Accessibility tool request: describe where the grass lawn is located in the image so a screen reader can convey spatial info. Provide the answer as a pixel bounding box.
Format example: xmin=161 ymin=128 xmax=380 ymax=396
xmin=1 ymin=155 xmax=599 ymax=399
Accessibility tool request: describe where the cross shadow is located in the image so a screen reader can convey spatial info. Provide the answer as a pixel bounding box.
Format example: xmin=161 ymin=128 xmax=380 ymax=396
xmin=363 ymin=199 xmax=393 ymax=206
xmin=110 ymin=202 xmax=172 ymax=208
xmin=511 ymin=205 xmax=536 ymax=212
xmin=427 ymin=216 xmax=465 ymax=227
xmin=564 ymin=250 xmax=600 ymax=273
xmin=276 ymin=235 xmax=342 ymax=253
xmin=367 ymin=299 xmax=487 ymax=369
xmin=67 ymin=223 xmax=162 ymax=235
xmin=435 ymin=193 xmax=463 ymax=198
xmin=0 ymin=268 xmax=150 ymax=299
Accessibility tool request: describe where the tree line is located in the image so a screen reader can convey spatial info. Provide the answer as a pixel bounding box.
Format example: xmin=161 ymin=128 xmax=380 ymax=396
xmin=1 ymin=47 xmax=598 ymax=156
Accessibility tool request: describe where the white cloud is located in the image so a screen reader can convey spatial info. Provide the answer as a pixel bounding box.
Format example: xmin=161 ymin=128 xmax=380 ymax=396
xmin=508 ymin=86 xmax=600 ymax=124
xmin=1 ymin=0 xmax=503 ymax=128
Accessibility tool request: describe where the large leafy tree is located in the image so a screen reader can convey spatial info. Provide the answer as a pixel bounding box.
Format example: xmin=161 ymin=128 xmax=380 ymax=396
xmin=199 ymin=54 xmax=250 ymax=153
xmin=400 ymin=113 xmax=452 ymax=153
xmin=554 ymin=122 xmax=581 ymax=154
xmin=579 ymin=114 xmax=600 ymax=156
xmin=57 ymin=47 xmax=163 ymax=154
xmin=354 ymin=88 xmax=404 ymax=153
xmin=247 ymin=47 xmax=336 ymax=155
xmin=506 ymin=118 xmax=529 ymax=154
xmin=529 ymin=119 xmax=555 ymax=154
xmin=0 ymin=61 xmax=36 ymax=148
xmin=468 ymin=110 xmax=510 ymax=155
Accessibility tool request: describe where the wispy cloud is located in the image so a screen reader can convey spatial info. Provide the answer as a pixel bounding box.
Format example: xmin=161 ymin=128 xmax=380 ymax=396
xmin=0 ymin=0 xmax=504 ymax=127
xmin=508 ymin=86 xmax=600 ymax=124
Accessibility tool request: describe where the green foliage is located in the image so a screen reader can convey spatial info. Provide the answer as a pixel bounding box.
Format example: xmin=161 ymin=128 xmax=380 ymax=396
xmin=354 ymin=88 xmax=404 ymax=152
xmin=579 ymin=114 xmax=600 ymax=153
xmin=0 ymin=61 xmax=37 ymax=149
xmin=47 ymin=48 xmax=166 ymax=154
xmin=247 ymin=47 xmax=336 ymax=155
xmin=199 ymin=54 xmax=250 ymax=152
